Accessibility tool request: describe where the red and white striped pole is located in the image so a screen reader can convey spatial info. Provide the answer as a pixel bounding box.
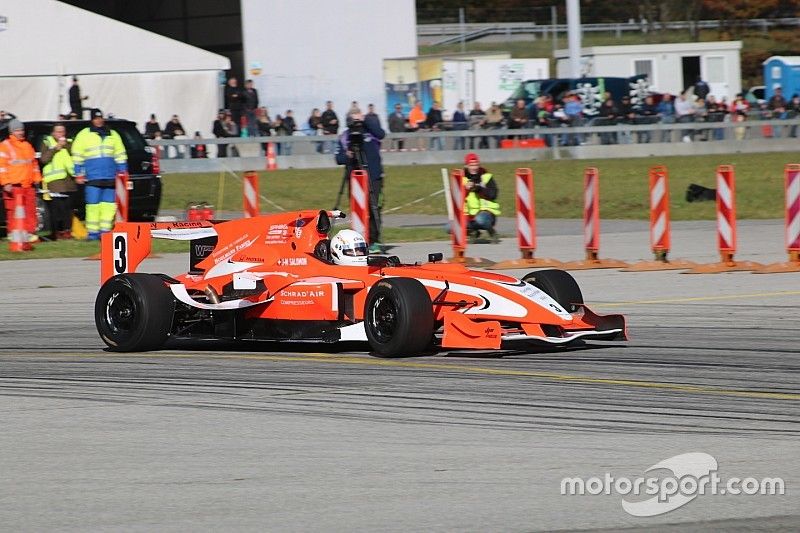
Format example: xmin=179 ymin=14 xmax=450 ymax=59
xmin=349 ymin=169 xmax=369 ymax=243
xmin=515 ymin=168 xmax=537 ymax=258
xmin=115 ymin=171 xmax=129 ymax=222
xmin=584 ymin=167 xmax=600 ymax=260
xmin=785 ymin=164 xmax=800 ymax=259
xmin=716 ymin=164 xmax=737 ymax=264
xmin=266 ymin=143 xmax=277 ymax=171
xmin=449 ymin=169 xmax=467 ymax=260
xmin=243 ymin=170 xmax=259 ymax=217
xmin=756 ymin=163 xmax=800 ymax=273
xmin=649 ymin=165 xmax=671 ymax=260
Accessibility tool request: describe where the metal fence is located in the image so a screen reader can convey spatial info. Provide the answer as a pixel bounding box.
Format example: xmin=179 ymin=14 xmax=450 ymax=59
xmin=152 ymin=117 xmax=800 ymax=173
xmin=419 ymin=17 xmax=800 ymax=45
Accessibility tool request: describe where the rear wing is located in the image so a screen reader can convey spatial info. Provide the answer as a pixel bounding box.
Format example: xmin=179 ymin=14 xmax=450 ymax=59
xmin=100 ymin=221 xmax=218 ymax=284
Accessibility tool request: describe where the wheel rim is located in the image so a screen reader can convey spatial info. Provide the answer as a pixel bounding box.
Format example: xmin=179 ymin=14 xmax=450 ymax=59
xmin=369 ymin=294 xmax=398 ymax=344
xmin=105 ymin=290 xmax=138 ymax=335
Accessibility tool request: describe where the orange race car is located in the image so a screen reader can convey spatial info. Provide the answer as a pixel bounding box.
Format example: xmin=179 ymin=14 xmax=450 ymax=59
xmin=95 ymin=209 xmax=627 ymax=357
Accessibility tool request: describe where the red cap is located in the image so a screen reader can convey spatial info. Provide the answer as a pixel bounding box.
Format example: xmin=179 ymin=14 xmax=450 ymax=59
xmin=464 ymin=153 xmax=480 ymax=165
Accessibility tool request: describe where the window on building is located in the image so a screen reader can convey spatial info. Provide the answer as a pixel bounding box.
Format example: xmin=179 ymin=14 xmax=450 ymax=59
xmin=633 ymin=59 xmax=654 ymax=83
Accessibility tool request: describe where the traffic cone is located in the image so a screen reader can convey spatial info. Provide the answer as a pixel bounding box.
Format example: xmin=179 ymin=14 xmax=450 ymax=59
xmin=8 ymin=189 xmax=32 ymax=252
xmin=266 ymin=142 xmax=278 ymax=171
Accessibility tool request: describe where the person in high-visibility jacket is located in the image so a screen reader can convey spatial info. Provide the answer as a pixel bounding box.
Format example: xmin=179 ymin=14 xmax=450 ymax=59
xmin=0 ymin=119 xmax=42 ymax=242
xmin=462 ymin=152 xmax=501 ymax=243
xmin=40 ymin=123 xmax=77 ymax=240
xmin=72 ymin=109 xmax=127 ymax=240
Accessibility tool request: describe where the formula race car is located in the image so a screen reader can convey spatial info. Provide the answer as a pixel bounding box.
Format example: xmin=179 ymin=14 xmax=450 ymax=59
xmin=95 ymin=210 xmax=627 ymax=356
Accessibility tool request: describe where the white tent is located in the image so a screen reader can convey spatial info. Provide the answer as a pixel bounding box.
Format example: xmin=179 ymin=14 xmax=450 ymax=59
xmin=0 ymin=0 xmax=229 ymax=138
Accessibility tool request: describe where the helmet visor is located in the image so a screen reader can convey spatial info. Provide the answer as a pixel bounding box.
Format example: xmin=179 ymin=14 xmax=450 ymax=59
xmin=343 ymin=242 xmax=368 ymax=256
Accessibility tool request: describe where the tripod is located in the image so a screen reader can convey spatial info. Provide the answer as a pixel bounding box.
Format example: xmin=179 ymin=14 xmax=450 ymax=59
xmin=333 ymin=143 xmax=368 ymax=211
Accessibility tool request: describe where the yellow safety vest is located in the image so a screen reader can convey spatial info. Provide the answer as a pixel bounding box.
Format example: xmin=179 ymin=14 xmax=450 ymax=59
xmin=42 ymin=135 xmax=75 ymax=184
xmin=463 ymin=173 xmax=501 ymax=216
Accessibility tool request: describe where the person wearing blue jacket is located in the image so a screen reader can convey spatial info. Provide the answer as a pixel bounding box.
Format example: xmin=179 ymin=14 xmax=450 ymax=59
xmin=335 ymin=111 xmax=385 ymax=252
xmin=72 ymin=109 xmax=127 ymax=240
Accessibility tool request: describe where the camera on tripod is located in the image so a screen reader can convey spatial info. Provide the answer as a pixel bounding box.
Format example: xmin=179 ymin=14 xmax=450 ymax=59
xmin=347 ymin=119 xmax=365 ymax=150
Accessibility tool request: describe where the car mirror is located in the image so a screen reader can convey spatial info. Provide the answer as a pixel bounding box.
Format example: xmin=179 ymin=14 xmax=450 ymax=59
xmin=428 ymin=253 xmax=443 ymax=263
xmin=316 ymin=210 xmax=331 ymax=234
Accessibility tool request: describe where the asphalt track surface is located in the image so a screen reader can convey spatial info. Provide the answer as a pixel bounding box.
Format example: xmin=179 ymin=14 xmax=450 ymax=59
xmin=1 ymin=220 xmax=798 ymax=531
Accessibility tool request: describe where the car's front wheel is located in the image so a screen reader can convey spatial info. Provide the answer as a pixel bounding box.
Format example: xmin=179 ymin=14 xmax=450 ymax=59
xmin=95 ymin=273 xmax=175 ymax=352
xmin=364 ymin=278 xmax=434 ymax=357
xmin=523 ymin=269 xmax=584 ymax=313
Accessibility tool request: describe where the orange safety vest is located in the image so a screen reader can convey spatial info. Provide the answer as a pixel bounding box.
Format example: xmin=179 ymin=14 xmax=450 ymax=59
xmin=0 ymin=136 xmax=41 ymax=187
xmin=407 ymin=106 xmax=426 ymax=128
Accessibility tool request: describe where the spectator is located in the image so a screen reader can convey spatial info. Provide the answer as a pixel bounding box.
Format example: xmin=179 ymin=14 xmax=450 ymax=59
xmin=657 ymin=93 xmax=676 ymax=142
xmin=143 ymin=114 xmax=161 ymax=140
xmin=190 ymin=131 xmax=207 ymax=158
xmin=407 ymin=101 xmax=426 ymax=150
xmin=508 ymin=99 xmax=529 ymax=136
xmin=789 ymin=94 xmax=800 ymax=137
xmin=346 ymin=101 xmax=361 ymax=126
xmin=307 ymin=107 xmax=324 ymax=153
xmin=282 ymin=110 xmax=297 ymax=155
xmin=1 ymin=119 xmax=42 ymax=245
xmin=563 ymin=93 xmax=585 ymax=145
xmin=462 ymin=152 xmax=500 ymax=243
xmin=674 ymin=91 xmax=696 ymax=142
xmin=164 ymin=115 xmax=187 ymax=158
xmin=0 ymin=110 xmax=17 ymax=137
xmin=387 ymin=103 xmax=406 ymax=150
xmin=335 ymin=110 xmax=386 ymax=253
xmin=768 ymin=86 xmax=787 ymax=114
xmin=224 ymin=112 xmax=240 ymax=156
xmin=243 ymin=79 xmax=259 ymax=136
xmin=730 ymin=93 xmax=750 ymax=116
xmin=636 ymin=95 xmax=659 ymax=143
xmin=224 ymin=77 xmax=244 ymax=128
xmin=693 ymin=76 xmax=710 ymax=101
xmin=212 ymin=109 xmax=231 ymax=158
xmin=468 ymin=101 xmax=487 ymax=149
xmin=597 ymin=97 xmax=619 ymax=144
xmin=39 ymin=123 xmax=77 ymax=240
xmin=68 ymin=76 xmax=89 ymax=119
xmin=366 ymin=103 xmax=381 ymax=127
xmin=451 ymin=101 xmax=468 ymax=150
xmin=694 ymin=98 xmax=709 ymax=140
xmin=71 ymin=109 xmax=127 ymax=240
xmin=321 ymin=100 xmax=339 ymax=153
xmin=425 ymin=101 xmax=444 ymax=150
xmin=484 ymin=103 xmax=504 ymax=147
xmin=617 ymin=95 xmax=636 ymax=144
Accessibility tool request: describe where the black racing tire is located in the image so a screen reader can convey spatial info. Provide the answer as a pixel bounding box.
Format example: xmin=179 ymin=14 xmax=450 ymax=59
xmin=522 ymin=269 xmax=584 ymax=313
xmin=95 ymin=273 xmax=175 ymax=352
xmin=364 ymin=278 xmax=434 ymax=357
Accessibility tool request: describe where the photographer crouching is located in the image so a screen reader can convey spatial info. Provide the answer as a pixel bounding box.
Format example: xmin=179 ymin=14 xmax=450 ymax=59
xmin=335 ymin=110 xmax=386 ymax=253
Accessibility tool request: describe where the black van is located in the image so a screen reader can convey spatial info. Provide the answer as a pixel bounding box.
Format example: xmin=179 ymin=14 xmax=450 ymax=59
xmin=1 ymin=119 xmax=162 ymax=237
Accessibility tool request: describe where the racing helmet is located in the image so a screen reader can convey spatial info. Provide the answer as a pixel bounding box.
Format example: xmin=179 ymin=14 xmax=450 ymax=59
xmin=330 ymin=229 xmax=369 ymax=266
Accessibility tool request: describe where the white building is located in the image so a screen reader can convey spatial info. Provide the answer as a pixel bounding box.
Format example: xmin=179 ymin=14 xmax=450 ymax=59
xmin=241 ymin=0 xmax=417 ymax=125
xmin=555 ymin=41 xmax=742 ymax=100
xmin=0 ymin=0 xmax=229 ymax=136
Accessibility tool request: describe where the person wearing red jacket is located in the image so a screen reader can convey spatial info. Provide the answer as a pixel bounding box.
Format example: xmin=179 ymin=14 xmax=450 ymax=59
xmin=0 ymin=119 xmax=42 ymax=241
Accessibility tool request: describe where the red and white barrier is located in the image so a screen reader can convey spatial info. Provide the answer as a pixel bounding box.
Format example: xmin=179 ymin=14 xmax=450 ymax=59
xmin=584 ymin=167 xmax=602 ymax=255
xmin=448 ymin=169 xmax=466 ymax=259
xmin=115 ymin=171 xmax=129 ymax=223
xmin=756 ymin=163 xmax=800 ymax=273
xmin=8 ymin=189 xmax=31 ymax=252
xmin=349 ymin=170 xmax=369 ymax=242
xmin=716 ymin=164 xmax=737 ymax=256
xmin=243 ymin=170 xmax=259 ymax=218
xmin=561 ymin=167 xmax=627 ymax=270
xmin=785 ymin=164 xmax=800 ymax=253
xmin=490 ymin=168 xmax=560 ymax=269
xmin=649 ymin=165 xmax=670 ymax=255
xmin=266 ymin=143 xmax=277 ymax=171
xmin=687 ymin=165 xmax=761 ymax=273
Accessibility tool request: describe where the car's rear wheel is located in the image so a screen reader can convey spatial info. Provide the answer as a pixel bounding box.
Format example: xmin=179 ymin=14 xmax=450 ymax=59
xmin=523 ymin=269 xmax=584 ymax=313
xmin=364 ymin=278 xmax=434 ymax=357
xmin=95 ymin=273 xmax=175 ymax=352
